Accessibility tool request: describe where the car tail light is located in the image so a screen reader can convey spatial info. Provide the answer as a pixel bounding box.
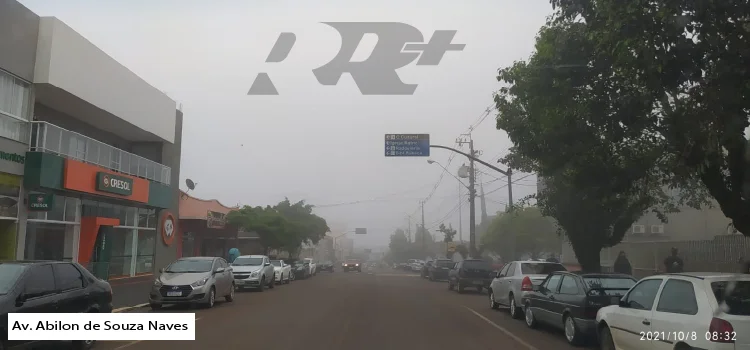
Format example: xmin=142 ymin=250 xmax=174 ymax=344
xmin=709 ymin=318 xmax=735 ymax=343
xmin=521 ymin=276 xmax=533 ymax=291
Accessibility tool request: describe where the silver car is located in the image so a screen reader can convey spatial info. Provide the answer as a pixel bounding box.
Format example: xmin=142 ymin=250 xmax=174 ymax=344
xmin=231 ymin=255 xmax=276 ymax=291
xmin=149 ymin=257 xmax=235 ymax=310
xmin=488 ymin=260 xmax=567 ymax=318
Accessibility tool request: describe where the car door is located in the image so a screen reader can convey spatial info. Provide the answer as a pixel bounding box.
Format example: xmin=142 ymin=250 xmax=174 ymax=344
xmin=219 ymin=259 xmax=232 ymax=294
xmin=650 ymin=278 xmax=701 ymax=350
xmin=449 ymin=262 xmax=461 ymax=284
xmin=536 ymin=274 xmax=563 ymax=325
xmin=491 ymin=264 xmax=511 ymax=302
xmin=499 ymin=262 xmax=517 ymax=305
xmin=554 ymin=274 xmax=583 ymax=330
xmin=7 ymin=265 xmax=59 ymax=349
xmin=610 ymin=278 xmax=663 ymax=350
xmin=53 ymin=263 xmax=90 ymax=313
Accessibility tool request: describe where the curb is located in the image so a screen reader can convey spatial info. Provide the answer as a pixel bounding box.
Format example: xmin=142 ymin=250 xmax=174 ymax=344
xmin=113 ymin=303 xmax=149 ymax=313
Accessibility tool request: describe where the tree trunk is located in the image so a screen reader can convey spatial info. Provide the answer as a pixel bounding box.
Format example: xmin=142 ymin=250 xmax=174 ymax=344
xmin=570 ymin=238 xmax=602 ymax=272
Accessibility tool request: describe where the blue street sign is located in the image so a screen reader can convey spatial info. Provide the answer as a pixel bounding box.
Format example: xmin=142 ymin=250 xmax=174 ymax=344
xmin=384 ymin=134 xmax=430 ymax=157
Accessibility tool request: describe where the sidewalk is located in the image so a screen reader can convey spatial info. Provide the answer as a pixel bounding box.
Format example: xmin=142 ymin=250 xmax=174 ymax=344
xmin=109 ymin=274 xmax=154 ymax=309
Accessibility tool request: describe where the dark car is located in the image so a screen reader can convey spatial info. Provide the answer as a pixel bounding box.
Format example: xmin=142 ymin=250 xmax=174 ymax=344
xmin=427 ymin=259 xmax=454 ymax=281
xmin=448 ymin=259 xmax=495 ymax=293
xmin=420 ymin=261 xmax=433 ymax=278
xmin=292 ymin=261 xmax=311 ymax=279
xmin=520 ymin=271 xmax=636 ymax=345
xmin=318 ymin=262 xmax=334 ymax=272
xmin=342 ymin=259 xmax=362 ymax=272
xmin=1 ymin=261 xmax=113 ymax=350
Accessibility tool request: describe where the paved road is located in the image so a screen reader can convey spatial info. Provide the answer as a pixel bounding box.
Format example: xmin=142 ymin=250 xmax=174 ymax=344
xmin=95 ymin=269 xmax=595 ymax=350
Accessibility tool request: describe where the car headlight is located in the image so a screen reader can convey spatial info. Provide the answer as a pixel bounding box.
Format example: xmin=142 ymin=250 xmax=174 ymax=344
xmin=153 ymin=279 xmax=162 ymax=287
xmin=191 ymin=277 xmax=209 ymax=287
xmin=355 ymin=264 xmax=359 ymax=266
xmin=250 ymin=271 xmax=259 ymax=277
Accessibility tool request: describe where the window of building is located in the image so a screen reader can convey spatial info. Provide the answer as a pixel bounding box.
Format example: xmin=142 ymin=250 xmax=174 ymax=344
xmin=0 ymin=70 xmax=31 ymax=143
xmin=0 ymin=173 xmax=20 ymax=219
xmin=25 ymin=194 xmax=80 ymax=262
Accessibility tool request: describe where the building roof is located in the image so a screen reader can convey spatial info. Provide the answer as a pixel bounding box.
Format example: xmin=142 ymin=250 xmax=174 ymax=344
xmin=179 ymin=190 xmax=238 ymax=220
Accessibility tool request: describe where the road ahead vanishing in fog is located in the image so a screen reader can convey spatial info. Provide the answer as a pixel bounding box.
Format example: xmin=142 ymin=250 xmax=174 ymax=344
xmin=97 ymin=269 xmax=592 ymax=350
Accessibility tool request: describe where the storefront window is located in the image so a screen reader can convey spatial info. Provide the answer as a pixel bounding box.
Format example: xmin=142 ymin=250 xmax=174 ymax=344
xmin=136 ymin=230 xmax=155 ymax=274
xmin=0 ymin=173 xmax=20 ymax=219
xmin=24 ymin=222 xmax=76 ymax=261
xmin=28 ymin=194 xmax=79 ymax=222
xmin=108 ymin=227 xmax=135 ymax=277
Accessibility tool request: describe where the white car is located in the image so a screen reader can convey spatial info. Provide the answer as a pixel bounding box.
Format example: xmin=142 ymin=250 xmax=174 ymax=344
xmin=271 ymin=260 xmax=292 ymax=284
xmin=596 ymin=272 xmax=750 ymax=350
xmin=304 ymin=258 xmax=317 ymax=275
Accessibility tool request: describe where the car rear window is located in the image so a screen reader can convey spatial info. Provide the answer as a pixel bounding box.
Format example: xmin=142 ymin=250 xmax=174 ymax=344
xmin=436 ymin=260 xmax=454 ymax=268
xmin=521 ymin=263 xmax=567 ymax=275
xmin=463 ymin=261 xmax=492 ymax=270
xmin=584 ymin=277 xmax=636 ymax=295
xmin=712 ymin=281 xmax=750 ymax=316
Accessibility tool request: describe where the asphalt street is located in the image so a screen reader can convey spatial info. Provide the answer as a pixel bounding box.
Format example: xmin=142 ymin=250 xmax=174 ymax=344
xmin=92 ymin=268 xmax=595 ymax=350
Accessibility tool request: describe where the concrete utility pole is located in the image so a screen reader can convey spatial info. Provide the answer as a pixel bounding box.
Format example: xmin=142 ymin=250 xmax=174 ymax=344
xmin=458 ymin=181 xmax=463 ymax=242
xmin=407 ymin=216 xmax=412 ymax=243
xmin=421 ymin=200 xmax=426 ymax=256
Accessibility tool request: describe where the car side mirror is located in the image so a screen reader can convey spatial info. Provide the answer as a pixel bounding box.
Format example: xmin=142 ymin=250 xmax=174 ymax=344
xmin=618 ymin=299 xmax=629 ymax=308
xmin=15 ymin=293 xmax=27 ymax=306
xmin=264 ymin=263 xmax=271 ymax=266
xmin=214 ymin=267 xmax=225 ymax=274
xmin=159 ymin=268 xmax=164 ymax=273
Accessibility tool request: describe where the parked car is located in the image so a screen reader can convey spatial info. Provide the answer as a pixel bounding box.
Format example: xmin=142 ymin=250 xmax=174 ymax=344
xmin=318 ymin=261 xmax=334 ymax=272
xmin=1 ymin=261 xmax=112 ymax=350
xmin=231 ymin=255 xmax=275 ymax=291
xmin=597 ymin=272 xmax=750 ymax=350
xmin=427 ymin=259 xmax=454 ymax=281
xmin=520 ymin=272 xmax=636 ymax=345
xmin=489 ymin=260 xmax=567 ymax=319
xmin=342 ymin=259 xmax=362 ymax=272
xmin=448 ymin=259 xmax=495 ymax=293
xmin=292 ymin=260 xmax=311 ymax=279
xmin=303 ymin=258 xmax=317 ymax=275
xmin=421 ymin=261 xmax=433 ymax=278
xmin=150 ymin=257 xmax=234 ymax=309
xmin=270 ymin=260 xmax=292 ymax=284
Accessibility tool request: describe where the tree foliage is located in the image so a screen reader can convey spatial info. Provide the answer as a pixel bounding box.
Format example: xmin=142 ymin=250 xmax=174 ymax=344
xmin=227 ymin=198 xmax=330 ymax=255
xmin=493 ymin=5 xmax=710 ymax=271
xmin=482 ymin=206 xmax=561 ymax=260
xmin=437 ymin=223 xmax=457 ymax=243
xmin=387 ymin=227 xmax=438 ymax=262
xmin=546 ymin=0 xmax=750 ymax=235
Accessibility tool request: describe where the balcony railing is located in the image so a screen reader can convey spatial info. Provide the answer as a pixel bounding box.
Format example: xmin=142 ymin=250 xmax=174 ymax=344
xmin=29 ymin=121 xmax=171 ymax=185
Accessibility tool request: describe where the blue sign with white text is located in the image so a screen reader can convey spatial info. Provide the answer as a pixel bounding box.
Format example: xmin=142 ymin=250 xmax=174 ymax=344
xmin=384 ymin=134 xmax=430 ymax=157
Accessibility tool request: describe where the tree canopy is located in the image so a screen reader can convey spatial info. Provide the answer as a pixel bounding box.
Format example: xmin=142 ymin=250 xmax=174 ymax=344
xmin=437 ymin=223 xmax=457 ymax=243
xmin=481 ymin=206 xmax=561 ymax=261
xmin=226 ymin=198 xmax=330 ymax=255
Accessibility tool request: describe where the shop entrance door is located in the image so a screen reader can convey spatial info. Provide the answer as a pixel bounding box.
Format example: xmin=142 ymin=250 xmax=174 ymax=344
xmin=91 ymin=225 xmax=114 ymax=279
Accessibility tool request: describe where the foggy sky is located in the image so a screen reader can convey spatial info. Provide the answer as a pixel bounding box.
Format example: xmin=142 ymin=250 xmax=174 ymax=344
xmin=19 ymin=0 xmax=548 ymax=248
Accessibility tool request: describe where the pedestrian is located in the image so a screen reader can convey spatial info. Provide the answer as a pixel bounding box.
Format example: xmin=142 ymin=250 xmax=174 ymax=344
xmin=613 ymin=251 xmax=632 ymax=275
xmin=663 ymin=247 xmax=684 ymax=273
xmin=228 ymin=247 xmax=240 ymax=264
xmin=739 ymin=257 xmax=750 ymax=274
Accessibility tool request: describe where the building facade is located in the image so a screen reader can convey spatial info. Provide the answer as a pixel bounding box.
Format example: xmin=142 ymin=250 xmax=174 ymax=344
xmin=1 ymin=1 xmax=183 ymax=294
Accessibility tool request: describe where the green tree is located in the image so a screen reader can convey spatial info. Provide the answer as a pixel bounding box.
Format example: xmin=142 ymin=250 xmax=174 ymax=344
xmin=388 ymin=229 xmax=410 ymax=262
xmin=493 ymin=16 xmax=697 ymax=271
xmin=482 ymin=206 xmax=561 ymax=260
xmin=274 ymin=198 xmax=330 ymax=252
xmin=437 ymin=223 xmax=457 ymax=243
xmin=546 ymin=0 xmax=750 ymax=234
xmin=226 ymin=205 xmax=290 ymax=254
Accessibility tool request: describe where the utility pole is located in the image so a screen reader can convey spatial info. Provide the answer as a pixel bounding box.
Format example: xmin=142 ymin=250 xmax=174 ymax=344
xmin=458 ymin=181 xmax=463 ymax=242
xmin=456 ymin=134 xmax=478 ymax=258
xmin=407 ymin=216 xmax=412 ymax=243
xmin=421 ymin=200 xmax=426 ymax=257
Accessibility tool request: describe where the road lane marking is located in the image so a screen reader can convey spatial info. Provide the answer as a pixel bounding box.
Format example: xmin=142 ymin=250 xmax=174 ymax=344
xmin=464 ymin=307 xmax=539 ymax=350
xmin=374 ymin=274 xmax=420 ymax=277
xmin=110 ymin=317 xmax=202 ymax=349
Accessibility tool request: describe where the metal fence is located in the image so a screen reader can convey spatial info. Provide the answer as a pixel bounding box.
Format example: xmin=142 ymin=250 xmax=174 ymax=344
xmin=29 ymin=121 xmax=171 ymax=185
xmin=598 ymin=235 xmax=750 ymax=279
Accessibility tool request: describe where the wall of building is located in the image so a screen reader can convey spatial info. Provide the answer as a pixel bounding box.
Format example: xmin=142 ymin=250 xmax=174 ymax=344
xmin=0 ymin=0 xmax=39 ymax=81
xmin=33 ymin=17 xmax=176 ymax=143
xmin=153 ymin=110 xmax=183 ymax=271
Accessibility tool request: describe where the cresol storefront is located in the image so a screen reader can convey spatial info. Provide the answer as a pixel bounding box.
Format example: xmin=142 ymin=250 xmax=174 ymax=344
xmin=21 ymin=151 xmax=177 ymax=280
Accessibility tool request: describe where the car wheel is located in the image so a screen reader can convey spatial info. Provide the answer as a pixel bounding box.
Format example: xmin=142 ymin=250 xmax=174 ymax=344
xmin=524 ymin=303 xmax=537 ymax=328
xmin=286 ymin=273 xmax=291 ymax=284
xmin=457 ymin=282 xmax=465 ymax=293
xmin=489 ymin=291 xmax=500 ymax=310
xmin=509 ymin=295 xmax=522 ymax=319
xmin=226 ymin=284 xmax=235 ymax=302
xmin=71 ymin=340 xmax=96 ymax=350
xmin=599 ymin=325 xmax=615 ymax=350
xmin=206 ymin=287 xmax=216 ymax=308
xmin=150 ymin=303 xmax=162 ymax=310
xmin=290 ymin=272 xmax=296 ymax=281
xmin=258 ymin=277 xmax=265 ymax=292
xmin=269 ymin=276 xmax=275 ymax=289
xmin=564 ymin=314 xmax=582 ymax=345
xmin=448 ymin=281 xmax=454 ymax=290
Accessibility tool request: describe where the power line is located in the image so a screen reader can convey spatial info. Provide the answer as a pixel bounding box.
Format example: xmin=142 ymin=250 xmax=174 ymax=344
xmin=484 ymin=173 xmax=536 ymax=196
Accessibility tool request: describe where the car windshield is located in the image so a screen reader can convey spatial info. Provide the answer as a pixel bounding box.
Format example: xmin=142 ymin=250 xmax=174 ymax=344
xmin=165 ymin=259 xmax=213 ymax=273
xmin=521 ymin=263 xmax=567 ymax=274
xmin=270 ymin=260 xmax=281 ymax=267
xmin=0 ymin=264 xmax=27 ymax=294
xmin=294 ymin=261 xmax=306 ymax=266
xmin=584 ymin=277 xmax=636 ymax=291
xmin=463 ymin=260 xmax=492 ymax=270
xmin=712 ymin=281 xmax=750 ymax=316
xmin=436 ymin=260 xmax=454 ymax=268
xmin=233 ymin=257 xmax=264 ymax=266
xmin=346 ymin=261 xmax=360 ymax=264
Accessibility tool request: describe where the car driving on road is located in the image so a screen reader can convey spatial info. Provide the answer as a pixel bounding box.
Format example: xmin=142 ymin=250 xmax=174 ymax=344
xmin=232 ymin=255 xmax=276 ymax=291
xmin=343 ymin=259 xmax=362 ymax=272
xmin=150 ymin=257 xmax=235 ymax=310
